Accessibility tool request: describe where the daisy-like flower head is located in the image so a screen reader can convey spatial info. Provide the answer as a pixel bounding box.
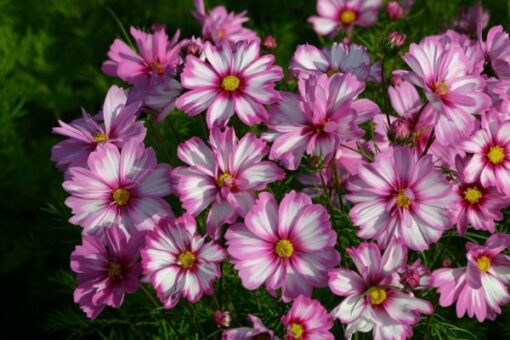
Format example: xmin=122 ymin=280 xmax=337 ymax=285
xmin=172 ymin=127 xmax=284 ymax=238
xmin=308 ymin=0 xmax=383 ymax=36
xmin=222 ymin=314 xmax=278 ymax=340
xmin=264 ymin=73 xmax=379 ymax=170
xmin=329 ymin=242 xmax=432 ymax=340
xmin=290 ymin=43 xmax=372 ymax=81
xmin=70 ymin=224 xmax=144 ymax=319
xmin=347 ymin=146 xmax=456 ymax=251
xmin=433 ymin=233 xmax=510 ymax=322
xmin=51 ymin=86 xmax=145 ymax=173
xmin=225 ymin=191 xmax=340 ymax=302
xmin=176 ymin=41 xmax=283 ymax=128
xmin=479 ymin=25 xmax=510 ymax=81
xmin=141 ymin=214 xmax=226 ymax=308
xmin=63 ymin=140 xmax=174 ymax=235
xmin=281 ymin=295 xmax=334 ymax=340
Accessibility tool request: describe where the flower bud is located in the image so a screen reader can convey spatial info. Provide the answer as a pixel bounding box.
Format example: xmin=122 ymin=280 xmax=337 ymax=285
xmin=385 ymin=32 xmax=406 ymax=50
xmin=390 ymin=119 xmax=411 ymax=142
xmin=263 ymin=35 xmax=277 ymax=50
xmin=387 ymin=1 xmax=404 ymax=20
xmin=442 ymin=258 xmax=452 ymax=267
xmin=390 ymin=74 xmax=403 ymax=87
xmin=213 ymin=310 xmax=231 ymax=328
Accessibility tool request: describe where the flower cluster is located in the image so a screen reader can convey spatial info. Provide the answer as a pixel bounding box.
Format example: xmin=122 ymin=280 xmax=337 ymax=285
xmin=51 ymin=0 xmax=510 ymax=338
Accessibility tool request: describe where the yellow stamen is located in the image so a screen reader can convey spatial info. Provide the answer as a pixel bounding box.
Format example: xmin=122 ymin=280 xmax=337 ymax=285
xmin=477 ymin=255 xmax=491 ymax=273
xmin=396 ymin=190 xmax=411 ymax=209
xmin=152 ymin=60 xmax=165 ymax=76
xmin=217 ymin=173 xmax=233 ymax=187
xmin=221 ymin=75 xmax=240 ymax=91
xmin=94 ymin=131 xmax=108 ymax=143
xmin=434 ymin=82 xmax=448 ymax=96
xmin=463 ymin=186 xmax=483 ymax=204
xmin=369 ymin=287 xmax=387 ymax=305
xmin=112 ymin=188 xmax=131 ymax=206
xmin=289 ymin=323 xmax=304 ymax=339
xmin=326 ymin=68 xmax=339 ymax=77
xmin=218 ymin=29 xmax=225 ymax=39
xmin=275 ymin=239 xmax=294 ymax=258
xmin=339 ymin=9 xmax=357 ymax=25
xmin=178 ymin=251 xmax=196 ymax=269
xmin=487 ymin=146 xmax=505 ymax=164
xmin=108 ymin=261 xmax=122 ymax=279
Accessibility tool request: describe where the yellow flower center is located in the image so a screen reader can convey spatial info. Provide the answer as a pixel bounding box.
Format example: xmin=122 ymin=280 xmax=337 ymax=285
xmin=477 ymin=255 xmax=491 ymax=273
xmin=217 ymin=173 xmax=233 ymax=187
xmin=487 ymin=146 xmax=505 ymax=164
xmin=112 ymin=188 xmax=131 ymax=206
xmin=151 ymin=60 xmax=165 ymax=76
xmin=275 ymin=239 xmax=294 ymax=258
xmin=369 ymin=287 xmax=387 ymax=305
xmin=326 ymin=68 xmax=339 ymax=77
xmin=108 ymin=261 xmax=122 ymax=279
xmin=396 ymin=190 xmax=411 ymax=209
xmin=340 ymin=9 xmax=357 ymax=25
xmin=218 ymin=29 xmax=225 ymax=39
xmin=289 ymin=323 xmax=304 ymax=339
xmin=221 ymin=75 xmax=240 ymax=91
xmin=434 ymin=82 xmax=448 ymax=96
xmin=463 ymin=186 xmax=483 ymax=204
xmin=178 ymin=251 xmax=196 ymax=269
xmin=94 ymin=131 xmax=108 ymax=143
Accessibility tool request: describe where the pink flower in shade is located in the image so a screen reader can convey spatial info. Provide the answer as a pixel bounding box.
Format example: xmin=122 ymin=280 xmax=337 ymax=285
xmin=141 ymin=214 xmax=226 ymax=308
xmin=462 ymin=112 xmax=510 ymax=195
xmin=141 ymin=78 xmax=182 ymax=123
xmin=192 ymin=0 xmax=259 ymax=45
xmin=486 ymin=78 xmax=510 ymax=115
xmin=346 ymin=146 xmax=456 ymax=251
xmin=281 ymin=295 xmax=334 ymax=340
xmin=455 ymin=4 xmax=490 ymax=34
xmin=451 ymin=156 xmax=506 ymax=236
xmin=176 ymin=41 xmax=283 ymax=128
xmin=309 ymin=0 xmax=383 ymax=36
xmin=63 ymin=140 xmax=174 ymax=235
xmin=399 ymin=260 xmax=432 ymax=290
xmin=329 ymin=242 xmax=433 ymax=340
xmin=402 ymin=37 xmax=491 ymax=146
xmin=222 ymin=315 xmax=278 ymax=340
xmin=264 ymin=73 xmax=379 ymax=170
xmin=51 ymin=86 xmax=145 ymax=173
xmin=70 ymin=224 xmax=143 ymax=319
xmin=225 ymin=191 xmax=340 ymax=302
xmin=290 ymin=43 xmax=372 ymax=81
xmin=432 ymin=233 xmax=510 ymax=322
xmin=171 ymin=128 xmax=284 ymax=238
xmin=479 ymin=26 xmax=510 ymax=81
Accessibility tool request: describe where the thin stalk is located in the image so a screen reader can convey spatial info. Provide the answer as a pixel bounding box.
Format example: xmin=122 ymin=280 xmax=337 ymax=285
xmin=150 ymin=120 xmax=176 ymax=167
xmin=380 ymin=56 xmax=392 ymax=126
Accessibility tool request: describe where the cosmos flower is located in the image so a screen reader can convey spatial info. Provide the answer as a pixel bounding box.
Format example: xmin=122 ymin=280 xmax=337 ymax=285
xmin=63 ymin=140 xmax=174 ymax=235
xmin=176 ymin=41 xmax=283 ymax=127
xmin=347 ymin=146 xmax=455 ymax=251
xmin=70 ymin=224 xmax=144 ymax=319
xmin=329 ymin=242 xmax=432 ymax=340
xmin=225 ymin=191 xmax=340 ymax=302
xmin=222 ymin=315 xmax=278 ymax=340
xmin=309 ymin=0 xmax=383 ymax=36
xmin=51 ymin=86 xmax=145 ymax=173
xmin=432 ymin=233 xmax=510 ymax=322
xmin=479 ymin=25 xmax=510 ymax=81
xmin=171 ymin=127 xmax=284 ymax=238
xmin=141 ymin=214 xmax=226 ymax=308
xmin=281 ymin=295 xmax=334 ymax=340
xmin=140 ymin=77 xmax=182 ymax=123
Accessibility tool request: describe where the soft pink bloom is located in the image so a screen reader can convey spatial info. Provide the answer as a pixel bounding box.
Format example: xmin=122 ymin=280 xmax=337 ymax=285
xmin=171 ymin=128 xmax=284 ymax=238
xmin=63 ymin=140 xmax=174 ymax=235
xmin=264 ymin=73 xmax=379 ymax=170
xmin=192 ymin=0 xmax=258 ymax=45
xmin=70 ymin=224 xmax=143 ymax=319
xmin=462 ymin=112 xmax=510 ymax=195
xmin=400 ymin=259 xmax=432 ymax=290
xmin=346 ymin=146 xmax=455 ymax=251
xmin=51 ymin=86 xmax=145 ymax=173
xmin=309 ymin=0 xmax=383 ymax=36
xmin=433 ymin=233 xmax=510 ymax=322
xmin=290 ymin=43 xmax=372 ymax=81
xmin=402 ymin=37 xmax=491 ymax=145
xmin=479 ymin=25 xmax=510 ymax=80
xmin=176 ymin=41 xmax=282 ymax=127
xmin=281 ymin=295 xmax=334 ymax=340
xmin=386 ymin=1 xmax=404 ymax=20
xmin=329 ymin=242 xmax=432 ymax=340
xmin=451 ymin=156 xmax=506 ymax=235
xmin=225 ymin=191 xmax=340 ymax=302
xmin=141 ymin=214 xmax=226 ymax=308
xmin=222 ymin=315 xmax=278 ymax=340
xmin=213 ymin=310 xmax=231 ymax=328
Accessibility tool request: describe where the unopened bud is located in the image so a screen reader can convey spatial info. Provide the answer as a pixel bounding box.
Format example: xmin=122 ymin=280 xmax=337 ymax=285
xmin=213 ymin=310 xmax=231 ymax=328
xmin=387 ymin=1 xmax=404 ymax=20
xmin=385 ymin=32 xmax=406 ymax=50
xmin=391 ymin=74 xmax=403 ymax=87
xmin=263 ymin=35 xmax=277 ymax=50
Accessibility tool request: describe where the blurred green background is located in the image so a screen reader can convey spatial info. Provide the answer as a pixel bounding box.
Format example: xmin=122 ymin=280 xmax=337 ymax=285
xmin=1 ymin=0 xmax=509 ymax=338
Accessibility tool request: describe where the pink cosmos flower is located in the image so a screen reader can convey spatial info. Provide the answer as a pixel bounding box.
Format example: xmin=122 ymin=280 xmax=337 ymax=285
xmin=346 ymin=146 xmax=455 ymax=251
xmin=386 ymin=1 xmax=404 ymax=20
xmin=264 ymin=73 xmax=379 ymax=170
xmin=222 ymin=315 xmax=278 ymax=340
xmin=176 ymin=41 xmax=283 ymax=128
xmin=486 ymin=78 xmax=510 ymax=115
xmin=462 ymin=112 xmax=510 ymax=195
xmin=225 ymin=191 xmax=340 ymax=302
xmin=329 ymin=242 xmax=432 ymax=340
xmin=400 ymin=259 xmax=432 ymax=290
xmin=455 ymin=4 xmax=490 ymax=34
xmin=141 ymin=77 xmax=182 ymax=123
xmin=171 ymin=128 xmax=284 ymax=238
xmin=451 ymin=156 xmax=506 ymax=235
xmin=432 ymin=233 xmax=510 ymax=322
xmin=70 ymin=224 xmax=143 ymax=319
xmin=281 ymin=295 xmax=334 ymax=340
xmin=192 ymin=0 xmax=259 ymax=45
xmin=479 ymin=25 xmax=510 ymax=81
xmin=290 ymin=43 xmax=372 ymax=81
xmin=141 ymin=214 xmax=226 ymax=308
xmin=51 ymin=86 xmax=145 ymax=173
xmin=63 ymin=140 xmax=174 ymax=235
xmin=309 ymin=0 xmax=383 ymax=36
xmin=402 ymin=37 xmax=491 ymax=145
